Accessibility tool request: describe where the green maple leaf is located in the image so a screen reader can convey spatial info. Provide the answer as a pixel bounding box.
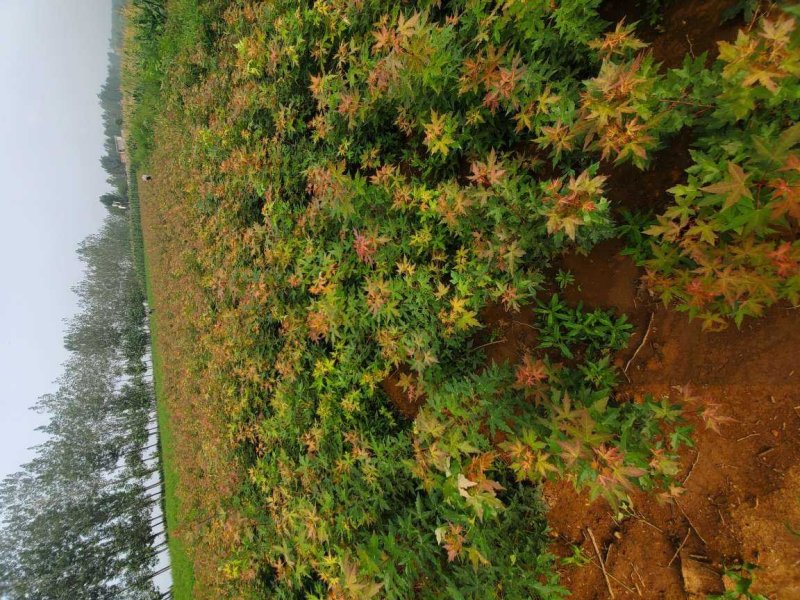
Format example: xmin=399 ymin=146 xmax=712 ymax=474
xmin=686 ymin=220 xmax=717 ymax=245
xmin=700 ymin=162 xmax=753 ymax=210
xmin=753 ymin=123 xmax=800 ymax=165
xmin=650 ymin=398 xmax=682 ymax=422
xmin=429 ymin=133 xmax=455 ymax=156
xmin=455 ymin=308 xmax=480 ymax=331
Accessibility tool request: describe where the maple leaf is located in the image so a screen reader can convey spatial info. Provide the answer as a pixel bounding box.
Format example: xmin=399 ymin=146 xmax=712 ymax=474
xmin=699 ymin=403 xmax=736 ymax=434
xmin=423 ymin=110 xmax=456 ymax=157
xmin=466 ymin=547 xmax=491 ymax=570
xmin=686 ymin=220 xmax=717 ymax=246
xmin=499 ymin=284 xmax=520 ymax=312
xmin=536 ymin=121 xmax=575 ymax=159
xmin=645 ymin=215 xmax=683 ymax=241
xmin=767 ymin=242 xmax=799 ymax=277
xmin=588 ymin=19 xmax=647 ymax=58
xmin=500 ymin=240 xmax=524 ymax=273
xmin=756 ymin=125 xmax=800 ymax=166
xmin=769 ymin=178 xmax=800 ymax=220
xmin=742 ymin=66 xmax=786 ymax=92
xmin=672 ymin=382 xmax=701 ymax=404
xmin=781 ymin=154 xmax=800 ymax=174
xmin=435 ymin=523 xmax=465 ymax=562
xmin=341 ymin=557 xmax=383 ymax=599
xmin=515 ymin=354 xmax=548 ymax=387
xmin=466 ymin=452 xmax=496 ymax=481
xmin=530 ymin=451 xmax=558 ymax=479
xmin=547 ymin=213 xmax=581 ymax=240
xmin=558 ymin=438 xmax=585 ymax=467
xmin=685 ymin=278 xmax=717 ymax=307
xmin=759 ymin=15 xmax=796 ymax=46
xmin=356 ymin=229 xmax=390 ymax=264
xmin=371 ymin=25 xmax=397 ymax=55
xmin=657 ymin=484 xmax=685 ymax=505
xmin=700 ymin=162 xmax=753 ymax=210
xmin=396 ymin=11 xmax=421 ymax=41
xmin=308 ymin=73 xmax=324 ymax=99
xmin=396 ymin=371 xmax=415 ymax=392
xmin=457 ymin=473 xmax=478 ymax=499
xmin=467 ymin=149 xmax=505 ymax=186
xmin=455 ymin=310 xmax=480 ymax=331
xmin=449 ymin=296 xmax=480 ymax=331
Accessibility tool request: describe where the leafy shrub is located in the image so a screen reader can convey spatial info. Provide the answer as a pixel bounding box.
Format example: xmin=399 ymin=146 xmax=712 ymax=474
xmin=118 ymin=0 xmax=748 ymax=596
xmin=556 ymin=9 xmax=800 ymax=328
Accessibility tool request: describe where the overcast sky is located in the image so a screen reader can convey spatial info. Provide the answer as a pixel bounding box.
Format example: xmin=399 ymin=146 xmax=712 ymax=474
xmin=0 ymin=0 xmax=112 ymax=480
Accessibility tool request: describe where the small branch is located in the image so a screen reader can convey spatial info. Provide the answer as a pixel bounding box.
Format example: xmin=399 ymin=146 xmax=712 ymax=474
xmin=632 ymin=564 xmax=646 ymax=597
xmin=667 ymin=529 xmax=692 ymax=567
xmin=587 ymin=528 xmax=615 ymax=599
xmin=685 ymin=34 xmax=696 ymax=59
xmin=682 ymin=450 xmax=700 ymax=486
xmin=676 ymin=501 xmax=708 ymax=546
xmin=624 ymin=313 xmax=655 ymax=375
xmin=631 ymin=510 xmax=663 ymax=533
xmin=758 ymin=446 xmax=776 ymax=458
xmin=469 ymin=338 xmax=507 ymax=353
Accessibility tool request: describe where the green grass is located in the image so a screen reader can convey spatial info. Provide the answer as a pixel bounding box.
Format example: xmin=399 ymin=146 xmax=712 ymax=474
xmin=131 ymin=175 xmax=195 ymax=599
xmin=123 ymin=2 xmax=206 ymax=592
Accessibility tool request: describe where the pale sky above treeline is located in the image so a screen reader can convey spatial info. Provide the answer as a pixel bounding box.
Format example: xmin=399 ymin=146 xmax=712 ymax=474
xmin=0 ymin=0 xmax=112 ymax=480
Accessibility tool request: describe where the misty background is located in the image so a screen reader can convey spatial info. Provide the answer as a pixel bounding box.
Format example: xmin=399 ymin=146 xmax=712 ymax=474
xmin=0 ymin=0 xmax=111 ymax=480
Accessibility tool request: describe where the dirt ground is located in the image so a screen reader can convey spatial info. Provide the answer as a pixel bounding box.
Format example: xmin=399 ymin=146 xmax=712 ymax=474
xmin=543 ymin=237 xmax=800 ymax=599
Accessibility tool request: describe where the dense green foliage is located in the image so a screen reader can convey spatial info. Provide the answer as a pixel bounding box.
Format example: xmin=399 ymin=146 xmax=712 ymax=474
xmin=123 ymin=0 xmax=799 ymax=596
xmin=117 ymin=1 xmax=717 ymax=597
xmin=614 ymin=12 xmax=800 ymax=328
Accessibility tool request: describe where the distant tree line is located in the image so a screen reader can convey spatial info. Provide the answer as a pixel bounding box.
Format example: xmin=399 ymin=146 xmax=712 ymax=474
xmin=0 ymin=214 xmax=165 ymax=599
xmin=0 ymin=2 xmax=169 ymax=598
xmin=100 ymin=0 xmax=129 ymax=212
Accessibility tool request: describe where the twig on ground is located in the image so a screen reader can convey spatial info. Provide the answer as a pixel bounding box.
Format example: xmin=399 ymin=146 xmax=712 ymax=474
xmin=630 ymin=510 xmax=663 ymax=533
xmin=682 ymin=450 xmax=700 ymax=486
xmin=582 ymin=557 xmax=636 ymax=594
xmin=587 ymin=528 xmax=615 ymax=599
xmin=675 ymin=501 xmax=708 ymax=546
xmin=758 ymin=446 xmax=776 ymax=458
xmin=469 ymin=338 xmax=507 ymax=353
xmin=632 ymin=564 xmax=646 ymax=596
xmin=717 ymin=508 xmax=726 ymax=527
xmin=667 ymin=529 xmax=692 ymax=567
xmin=624 ymin=313 xmax=655 ymax=375
xmin=736 ymin=433 xmax=759 ymax=442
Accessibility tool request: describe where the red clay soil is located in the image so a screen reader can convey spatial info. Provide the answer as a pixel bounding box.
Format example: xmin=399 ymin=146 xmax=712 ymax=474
xmin=543 ymin=4 xmax=800 ymax=594
xmin=600 ymin=0 xmax=744 ymax=69
xmin=547 ymin=239 xmax=800 ymax=599
xmin=382 ymin=365 xmax=426 ymax=420
xmin=603 ymin=127 xmax=694 ymax=215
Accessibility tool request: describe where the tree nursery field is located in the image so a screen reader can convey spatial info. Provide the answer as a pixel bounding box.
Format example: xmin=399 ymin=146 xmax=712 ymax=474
xmin=123 ymin=0 xmax=800 ymax=597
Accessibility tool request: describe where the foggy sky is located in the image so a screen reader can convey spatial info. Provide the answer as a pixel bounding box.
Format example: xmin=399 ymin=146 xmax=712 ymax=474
xmin=0 ymin=0 xmax=112 ymax=480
